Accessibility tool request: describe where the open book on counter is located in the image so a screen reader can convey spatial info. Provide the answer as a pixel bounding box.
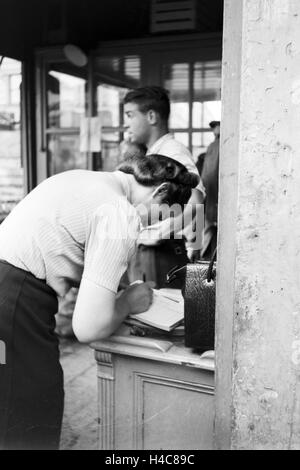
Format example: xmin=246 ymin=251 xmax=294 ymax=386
xmin=129 ymin=288 xmax=184 ymax=332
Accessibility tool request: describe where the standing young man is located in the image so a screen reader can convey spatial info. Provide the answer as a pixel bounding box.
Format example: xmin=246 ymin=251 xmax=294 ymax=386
xmin=201 ymin=120 xmax=220 ymax=259
xmin=124 ymin=86 xmax=205 ymax=285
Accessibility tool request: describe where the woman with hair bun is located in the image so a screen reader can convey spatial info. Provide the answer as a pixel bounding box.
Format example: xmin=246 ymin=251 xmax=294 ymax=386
xmin=0 ymin=154 xmax=196 ymax=450
xmin=117 ymin=153 xmax=198 ymax=206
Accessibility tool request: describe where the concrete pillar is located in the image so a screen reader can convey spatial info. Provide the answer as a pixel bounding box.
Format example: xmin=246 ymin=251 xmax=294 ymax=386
xmin=215 ymin=0 xmax=300 ymax=450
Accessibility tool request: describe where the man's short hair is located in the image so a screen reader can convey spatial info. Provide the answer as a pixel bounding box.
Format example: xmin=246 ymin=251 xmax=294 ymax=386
xmin=209 ymin=121 xmax=220 ymax=129
xmin=124 ymin=86 xmax=170 ymax=122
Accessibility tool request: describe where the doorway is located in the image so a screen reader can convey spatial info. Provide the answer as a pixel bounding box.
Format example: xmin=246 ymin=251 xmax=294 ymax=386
xmin=0 ymin=57 xmax=24 ymax=222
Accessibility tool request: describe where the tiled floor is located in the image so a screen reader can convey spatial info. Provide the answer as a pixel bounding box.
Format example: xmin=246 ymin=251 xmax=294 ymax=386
xmin=59 ymin=337 xmax=98 ymax=450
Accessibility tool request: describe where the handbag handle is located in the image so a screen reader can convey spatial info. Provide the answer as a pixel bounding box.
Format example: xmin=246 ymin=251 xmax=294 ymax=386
xmin=206 ymin=247 xmax=217 ymax=283
xmin=166 ymin=247 xmax=217 ymax=285
xmin=166 ymin=248 xmax=217 ymax=285
xmin=166 ymin=264 xmax=186 ymax=284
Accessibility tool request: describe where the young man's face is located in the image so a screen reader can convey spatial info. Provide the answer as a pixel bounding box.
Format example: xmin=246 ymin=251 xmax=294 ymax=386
xmin=124 ymin=102 xmax=151 ymax=146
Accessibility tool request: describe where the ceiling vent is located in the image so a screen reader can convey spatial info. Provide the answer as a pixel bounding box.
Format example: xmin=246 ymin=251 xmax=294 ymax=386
xmin=151 ymin=0 xmax=196 ymax=33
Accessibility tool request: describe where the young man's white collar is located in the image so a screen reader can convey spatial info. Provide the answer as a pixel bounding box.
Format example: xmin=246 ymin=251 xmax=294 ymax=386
xmin=146 ymin=133 xmax=174 ymax=154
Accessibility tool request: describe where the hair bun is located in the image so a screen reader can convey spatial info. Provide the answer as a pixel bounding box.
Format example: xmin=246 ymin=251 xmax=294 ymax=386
xmin=171 ymin=170 xmax=198 ymax=189
xmin=165 ymin=164 xmax=176 ymax=180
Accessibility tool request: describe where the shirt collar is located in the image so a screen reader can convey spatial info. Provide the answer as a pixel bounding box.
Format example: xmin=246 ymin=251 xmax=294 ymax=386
xmin=146 ymin=133 xmax=173 ymax=155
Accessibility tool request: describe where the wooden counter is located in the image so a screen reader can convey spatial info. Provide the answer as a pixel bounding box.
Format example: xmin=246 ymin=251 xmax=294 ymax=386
xmin=91 ymin=329 xmax=215 ymax=450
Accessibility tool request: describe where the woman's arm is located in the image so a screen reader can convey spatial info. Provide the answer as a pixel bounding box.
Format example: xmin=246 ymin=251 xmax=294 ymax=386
xmin=72 ymin=278 xmax=154 ymax=343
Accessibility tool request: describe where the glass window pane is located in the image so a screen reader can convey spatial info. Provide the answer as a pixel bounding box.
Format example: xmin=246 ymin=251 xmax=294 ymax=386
xmin=192 ymin=102 xmax=203 ymax=129
xmin=174 ymin=132 xmax=189 ymax=149
xmin=193 ymin=61 xmax=222 ymax=101
xmin=192 ymin=132 xmax=215 ymax=160
xmin=47 ymin=70 xmax=86 ymax=128
xmin=48 ymin=134 xmax=87 ymax=175
xmin=163 ymin=63 xmax=189 ymax=129
xmin=0 ymin=57 xmax=24 ymax=222
xmin=94 ymin=55 xmax=140 ymax=88
xmin=0 ymin=76 xmax=8 ymax=105
xmin=10 ymin=75 xmax=22 ymax=105
xmin=202 ymin=101 xmax=221 ymax=128
xmin=97 ymin=84 xmax=128 ymax=127
xmin=193 ymin=101 xmax=222 ymax=129
xmin=124 ymin=56 xmax=141 ymax=83
xmin=193 ymin=61 xmax=222 ymax=128
xmin=102 ymin=132 xmax=120 ymax=143
xmin=101 ymin=133 xmax=122 ymax=172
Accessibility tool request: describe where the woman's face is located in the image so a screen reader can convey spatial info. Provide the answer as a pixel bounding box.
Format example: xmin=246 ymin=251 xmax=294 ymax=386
xmin=136 ymin=184 xmax=182 ymax=227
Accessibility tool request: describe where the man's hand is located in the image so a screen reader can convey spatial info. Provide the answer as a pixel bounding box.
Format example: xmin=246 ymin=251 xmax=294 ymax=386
xmin=119 ymin=281 xmax=155 ymax=314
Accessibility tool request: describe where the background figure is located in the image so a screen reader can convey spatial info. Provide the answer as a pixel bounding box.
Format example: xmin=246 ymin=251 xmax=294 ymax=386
xmin=196 ymin=152 xmax=206 ymax=176
xmin=55 ymin=287 xmax=77 ymax=338
xmin=123 ymin=86 xmax=205 ymax=288
xmin=119 ymin=140 xmax=147 ymax=161
xmin=200 ymin=120 xmax=220 ymax=260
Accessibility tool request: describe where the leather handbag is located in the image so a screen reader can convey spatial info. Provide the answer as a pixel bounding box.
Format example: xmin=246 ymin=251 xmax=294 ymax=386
xmin=166 ymin=249 xmax=217 ymax=351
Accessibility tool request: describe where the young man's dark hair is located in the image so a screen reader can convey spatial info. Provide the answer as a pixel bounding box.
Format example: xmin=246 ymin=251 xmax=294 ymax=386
xmin=124 ymin=86 xmax=170 ymax=122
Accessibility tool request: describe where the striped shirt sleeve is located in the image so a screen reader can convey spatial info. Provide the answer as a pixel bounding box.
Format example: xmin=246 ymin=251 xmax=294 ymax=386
xmin=82 ymin=200 xmax=140 ymax=293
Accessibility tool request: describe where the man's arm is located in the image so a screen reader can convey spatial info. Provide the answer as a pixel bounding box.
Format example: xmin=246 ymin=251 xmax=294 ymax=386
xmin=72 ymin=278 xmax=154 ymax=343
xmin=182 ymin=188 xmax=205 ymax=260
